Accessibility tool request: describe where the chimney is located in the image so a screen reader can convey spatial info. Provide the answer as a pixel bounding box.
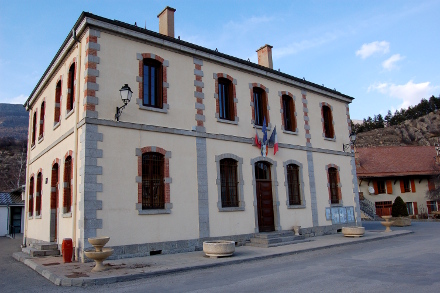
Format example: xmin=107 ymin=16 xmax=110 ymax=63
xmin=157 ymin=6 xmax=176 ymax=38
xmin=256 ymin=44 xmax=273 ymax=69
xmin=355 ymin=149 xmax=360 ymax=168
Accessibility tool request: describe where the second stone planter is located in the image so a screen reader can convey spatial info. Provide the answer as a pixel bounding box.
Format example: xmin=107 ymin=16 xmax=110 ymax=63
xmin=203 ymin=240 xmax=235 ymax=258
xmin=341 ymin=226 xmax=365 ymax=237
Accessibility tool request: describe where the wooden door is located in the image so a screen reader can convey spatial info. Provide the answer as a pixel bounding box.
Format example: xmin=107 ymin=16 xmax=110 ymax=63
xmin=256 ymin=181 xmax=275 ymax=232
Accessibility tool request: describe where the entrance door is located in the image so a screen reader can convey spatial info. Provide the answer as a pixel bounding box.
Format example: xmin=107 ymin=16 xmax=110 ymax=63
xmin=255 ymin=161 xmax=274 ymax=232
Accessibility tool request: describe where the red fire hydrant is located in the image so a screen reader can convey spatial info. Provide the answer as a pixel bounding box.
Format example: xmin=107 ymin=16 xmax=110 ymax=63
xmin=62 ymin=238 xmax=73 ymax=263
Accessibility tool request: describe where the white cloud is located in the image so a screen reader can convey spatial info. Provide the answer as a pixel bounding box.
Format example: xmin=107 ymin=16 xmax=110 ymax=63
xmin=368 ymin=80 xmax=440 ymax=109
xmin=356 ymin=41 xmax=390 ymax=59
xmin=9 ymin=94 xmax=28 ymax=104
xmin=382 ymin=54 xmax=405 ymax=70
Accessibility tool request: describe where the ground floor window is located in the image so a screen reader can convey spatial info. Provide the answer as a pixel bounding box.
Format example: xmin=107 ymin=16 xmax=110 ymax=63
xmin=427 ymin=201 xmax=439 ymax=213
xmin=406 ymin=202 xmax=414 ymax=215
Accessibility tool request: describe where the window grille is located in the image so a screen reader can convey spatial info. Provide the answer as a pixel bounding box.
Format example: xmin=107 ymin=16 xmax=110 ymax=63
xmin=328 ymin=167 xmax=339 ymax=204
xmin=220 ymin=159 xmax=238 ymax=207
xmin=142 ymin=153 xmax=165 ymax=209
xmin=287 ymin=164 xmax=301 ymax=205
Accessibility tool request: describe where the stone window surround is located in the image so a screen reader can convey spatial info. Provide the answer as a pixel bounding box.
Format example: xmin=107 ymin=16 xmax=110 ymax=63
xmin=35 ymin=168 xmax=43 ymax=218
xmin=320 ymin=102 xmax=336 ymax=141
xmin=215 ymin=153 xmax=245 ymax=212
xmin=279 ymin=91 xmax=299 ymax=134
xmin=31 ymin=109 xmax=38 ymax=147
xmin=28 ymin=173 xmax=35 ymax=218
xmin=326 ymin=164 xmax=343 ymax=206
xmin=50 ymin=158 xmax=60 ymax=216
xmin=213 ymin=73 xmax=239 ymax=125
xmin=38 ymin=99 xmax=46 ymax=141
xmin=135 ymin=146 xmax=173 ymax=215
xmin=66 ymin=59 xmax=76 ymax=115
xmin=283 ymin=160 xmax=306 ymax=209
xmin=54 ymin=75 xmax=63 ymax=126
xmin=249 ymin=83 xmax=271 ymax=129
xmin=250 ymin=156 xmax=281 ymax=233
xmin=63 ymin=151 xmax=74 ymax=215
xmin=136 ymin=53 xmax=170 ymax=113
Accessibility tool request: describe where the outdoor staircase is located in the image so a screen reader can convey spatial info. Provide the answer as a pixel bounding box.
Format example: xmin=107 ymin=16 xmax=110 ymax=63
xmin=359 ymin=198 xmax=382 ymax=220
xmin=22 ymin=242 xmax=60 ymax=257
xmin=247 ymin=231 xmax=308 ymax=248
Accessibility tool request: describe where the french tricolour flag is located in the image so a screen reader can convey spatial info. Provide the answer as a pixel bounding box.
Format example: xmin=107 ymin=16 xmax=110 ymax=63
xmin=268 ymin=126 xmax=278 ymax=155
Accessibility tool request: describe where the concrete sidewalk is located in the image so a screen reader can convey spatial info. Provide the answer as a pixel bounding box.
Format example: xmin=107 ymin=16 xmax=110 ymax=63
xmin=12 ymin=229 xmax=412 ymax=287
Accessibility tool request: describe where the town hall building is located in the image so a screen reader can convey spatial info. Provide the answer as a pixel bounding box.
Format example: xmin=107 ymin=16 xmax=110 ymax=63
xmin=23 ymin=7 xmax=360 ymax=261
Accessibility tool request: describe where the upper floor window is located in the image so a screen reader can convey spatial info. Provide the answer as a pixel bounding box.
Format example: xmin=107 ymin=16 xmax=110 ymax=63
xmin=218 ymin=78 xmax=233 ymax=121
xmin=28 ymin=176 xmax=34 ymax=217
xmin=142 ymin=152 xmax=164 ymax=209
xmin=143 ymin=59 xmax=162 ymax=108
xmin=220 ymin=158 xmax=239 ymax=207
xmin=328 ymin=167 xmax=339 ymax=204
xmin=322 ymin=105 xmax=334 ymax=138
xmin=67 ymin=64 xmax=75 ymax=112
xmin=253 ymin=87 xmax=266 ymax=126
xmin=377 ymin=180 xmax=386 ymax=194
xmin=31 ymin=112 xmax=37 ymax=146
xmin=286 ymin=164 xmax=301 ymax=205
xmin=39 ymin=101 xmax=45 ymax=139
xmin=282 ymin=95 xmax=296 ymax=132
xmin=54 ymin=80 xmax=61 ymax=123
xmin=63 ymin=156 xmax=72 ymax=213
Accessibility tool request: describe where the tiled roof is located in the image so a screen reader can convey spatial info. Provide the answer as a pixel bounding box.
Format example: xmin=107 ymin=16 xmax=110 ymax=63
xmin=356 ymin=146 xmax=440 ymax=178
xmin=0 ymin=192 xmax=24 ymax=206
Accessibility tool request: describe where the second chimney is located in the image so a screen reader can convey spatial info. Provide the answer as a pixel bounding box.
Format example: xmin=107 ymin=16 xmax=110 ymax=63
xmin=256 ymin=44 xmax=273 ymax=69
xmin=157 ymin=6 xmax=176 ymax=38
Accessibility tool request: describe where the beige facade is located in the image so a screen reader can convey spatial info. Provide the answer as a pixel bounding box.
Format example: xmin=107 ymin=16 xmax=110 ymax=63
xmin=24 ymin=9 xmax=360 ymax=261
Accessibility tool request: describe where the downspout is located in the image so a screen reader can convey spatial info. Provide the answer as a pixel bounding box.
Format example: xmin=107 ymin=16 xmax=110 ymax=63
xmin=72 ymin=28 xmax=82 ymax=260
xmin=23 ymin=103 xmax=32 ymax=247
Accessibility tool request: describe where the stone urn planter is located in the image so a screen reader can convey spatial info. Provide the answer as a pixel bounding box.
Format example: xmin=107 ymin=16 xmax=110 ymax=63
xmin=203 ymin=240 xmax=235 ymax=258
xmin=83 ymin=237 xmax=114 ymax=272
xmin=292 ymin=225 xmax=301 ymax=236
xmin=381 ymin=215 xmax=394 ymax=232
xmin=391 ymin=217 xmax=411 ymax=227
xmin=341 ymin=226 xmax=365 ymax=237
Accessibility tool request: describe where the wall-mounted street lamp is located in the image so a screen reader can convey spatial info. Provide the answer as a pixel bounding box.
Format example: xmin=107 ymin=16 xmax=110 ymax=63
xmin=343 ymin=132 xmax=357 ymax=153
xmin=115 ymin=84 xmax=133 ymax=121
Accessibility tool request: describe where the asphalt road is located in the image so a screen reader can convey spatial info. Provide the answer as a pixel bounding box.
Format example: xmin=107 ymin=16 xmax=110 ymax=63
xmin=1 ymin=222 xmax=440 ymax=292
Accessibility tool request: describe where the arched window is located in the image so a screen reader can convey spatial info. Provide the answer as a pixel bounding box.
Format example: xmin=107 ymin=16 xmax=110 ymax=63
xmin=39 ymin=101 xmax=45 ymax=139
xmin=322 ymin=105 xmax=334 ymax=138
xmin=63 ymin=156 xmax=72 ymax=213
xmin=28 ymin=176 xmax=34 ymax=217
xmin=286 ymin=164 xmax=301 ymax=205
xmin=282 ymin=95 xmax=296 ymax=132
xmin=143 ymin=58 xmax=163 ymax=108
xmin=67 ymin=64 xmax=75 ymax=112
xmin=220 ymin=158 xmax=238 ymax=207
xmin=253 ymin=87 xmax=267 ymax=126
xmin=36 ymin=172 xmax=42 ymax=216
xmin=51 ymin=163 xmax=59 ymax=210
xmin=218 ymin=78 xmax=233 ymax=121
xmin=31 ymin=112 xmax=37 ymax=146
xmin=328 ymin=167 xmax=339 ymax=204
xmin=54 ymin=80 xmax=61 ymax=123
xmin=142 ymin=152 xmax=164 ymax=209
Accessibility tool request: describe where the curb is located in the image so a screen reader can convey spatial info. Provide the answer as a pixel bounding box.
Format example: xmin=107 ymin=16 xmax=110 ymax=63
xmin=13 ymin=230 xmax=413 ymax=287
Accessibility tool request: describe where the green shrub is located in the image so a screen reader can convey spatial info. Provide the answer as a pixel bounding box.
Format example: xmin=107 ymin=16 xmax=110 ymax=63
xmin=392 ymin=196 xmax=409 ymax=217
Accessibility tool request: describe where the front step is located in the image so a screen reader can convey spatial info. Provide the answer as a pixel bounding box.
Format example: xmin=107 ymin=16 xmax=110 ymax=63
xmin=247 ymin=231 xmax=307 ymax=248
xmin=22 ymin=242 xmax=60 ymax=257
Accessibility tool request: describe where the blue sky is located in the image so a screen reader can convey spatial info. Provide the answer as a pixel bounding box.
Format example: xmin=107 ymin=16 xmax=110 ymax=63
xmin=1 ymin=0 xmax=439 ymax=120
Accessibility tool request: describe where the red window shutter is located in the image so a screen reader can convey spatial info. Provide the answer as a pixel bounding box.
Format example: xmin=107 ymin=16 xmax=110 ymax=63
xmin=400 ymin=180 xmax=405 ymax=193
xmin=373 ymin=181 xmax=378 ymax=195
xmin=386 ymin=180 xmax=393 ymax=194
xmin=428 ymin=179 xmax=435 ymax=191
xmin=410 ymin=179 xmax=416 ymax=193
xmin=427 ymin=201 xmax=432 ymax=213
xmin=413 ymin=202 xmax=418 ymax=215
